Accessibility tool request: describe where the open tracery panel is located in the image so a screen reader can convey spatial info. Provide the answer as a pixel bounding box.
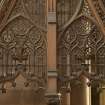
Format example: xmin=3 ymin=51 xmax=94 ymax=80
xmin=57 ymin=0 xmax=105 ymax=89
xmin=0 ymin=0 xmax=47 ymax=93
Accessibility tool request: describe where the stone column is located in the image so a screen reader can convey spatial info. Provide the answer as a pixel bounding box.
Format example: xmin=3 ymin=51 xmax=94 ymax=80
xmin=47 ymin=0 xmax=57 ymax=94
xmin=47 ymin=22 xmax=57 ymax=94
xmin=70 ymin=57 xmax=91 ymax=105
xmin=100 ymin=87 xmax=105 ymax=105
xmin=70 ymin=77 xmax=87 ymax=105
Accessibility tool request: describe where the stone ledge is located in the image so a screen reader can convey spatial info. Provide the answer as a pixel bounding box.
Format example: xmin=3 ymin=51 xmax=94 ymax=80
xmin=47 ymin=68 xmax=57 ymax=77
xmin=48 ymin=12 xmax=56 ymax=23
xmin=48 ymin=70 xmax=58 ymax=77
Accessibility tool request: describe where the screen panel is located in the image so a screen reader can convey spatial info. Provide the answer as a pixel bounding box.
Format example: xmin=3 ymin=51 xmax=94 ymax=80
xmin=0 ymin=0 xmax=47 ymax=105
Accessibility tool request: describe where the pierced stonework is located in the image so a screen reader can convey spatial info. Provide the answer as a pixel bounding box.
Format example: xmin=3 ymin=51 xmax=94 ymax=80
xmin=57 ymin=14 xmax=105 ymax=89
xmin=0 ymin=0 xmax=47 ymax=96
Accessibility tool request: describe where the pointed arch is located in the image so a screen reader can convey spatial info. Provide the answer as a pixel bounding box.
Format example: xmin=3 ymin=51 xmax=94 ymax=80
xmin=0 ymin=0 xmax=47 ymax=95
xmin=57 ymin=14 xmax=105 ymax=75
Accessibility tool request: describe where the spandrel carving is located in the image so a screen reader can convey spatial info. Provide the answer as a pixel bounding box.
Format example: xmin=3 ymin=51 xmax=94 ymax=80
xmin=57 ymin=0 xmax=82 ymax=29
